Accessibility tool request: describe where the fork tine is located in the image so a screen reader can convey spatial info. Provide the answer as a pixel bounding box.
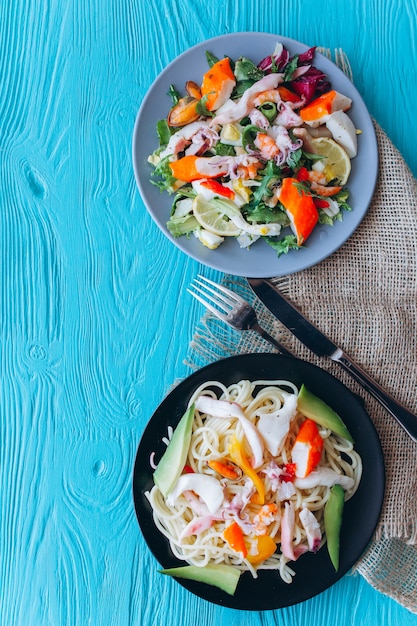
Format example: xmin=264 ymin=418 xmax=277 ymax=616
xmin=187 ymin=286 xmax=229 ymax=321
xmin=192 ymin=279 xmax=236 ymax=312
xmin=188 ymin=283 xmax=230 ymax=316
xmin=195 ymin=275 xmax=246 ymax=305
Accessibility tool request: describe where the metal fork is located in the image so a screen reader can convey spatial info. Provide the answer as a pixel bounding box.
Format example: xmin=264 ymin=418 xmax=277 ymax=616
xmin=188 ymin=275 xmax=293 ymax=356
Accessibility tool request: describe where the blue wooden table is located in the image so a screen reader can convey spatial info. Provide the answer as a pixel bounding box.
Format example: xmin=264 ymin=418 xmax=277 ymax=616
xmin=2 ymin=1 xmax=417 ymax=624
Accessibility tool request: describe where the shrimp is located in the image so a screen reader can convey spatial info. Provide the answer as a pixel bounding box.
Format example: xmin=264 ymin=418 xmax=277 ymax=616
xmin=307 ymin=169 xmax=327 ymax=185
xmin=253 ymin=503 xmax=279 ymax=535
xmin=236 ymin=160 xmax=263 ymax=179
xmin=254 ymin=132 xmax=280 ymax=161
xmin=253 ymin=88 xmax=283 ymax=107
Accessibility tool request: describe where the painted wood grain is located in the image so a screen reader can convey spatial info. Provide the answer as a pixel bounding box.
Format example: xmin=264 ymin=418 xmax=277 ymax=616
xmin=1 ymin=0 xmax=417 ymax=624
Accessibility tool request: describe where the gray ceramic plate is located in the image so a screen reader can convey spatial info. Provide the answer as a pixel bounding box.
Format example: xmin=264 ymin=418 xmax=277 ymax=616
xmin=132 ymin=32 xmax=378 ymax=278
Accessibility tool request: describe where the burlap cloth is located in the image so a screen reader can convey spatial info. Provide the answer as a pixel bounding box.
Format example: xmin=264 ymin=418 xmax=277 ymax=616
xmin=185 ymin=55 xmax=417 ymax=613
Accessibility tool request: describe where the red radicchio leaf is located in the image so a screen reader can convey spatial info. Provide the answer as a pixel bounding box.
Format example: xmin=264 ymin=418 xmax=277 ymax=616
xmin=291 ymin=67 xmax=331 ymax=104
xmin=297 ymin=46 xmax=317 ymax=65
xmin=258 ymin=47 xmax=289 ymax=73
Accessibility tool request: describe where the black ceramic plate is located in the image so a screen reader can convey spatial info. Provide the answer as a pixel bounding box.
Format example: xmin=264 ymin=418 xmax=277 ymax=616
xmin=132 ymin=354 xmax=385 ymax=610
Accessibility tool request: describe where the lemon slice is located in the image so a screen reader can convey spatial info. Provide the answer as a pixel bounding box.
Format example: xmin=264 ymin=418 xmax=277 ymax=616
xmin=310 ymin=137 xmax=351 ymax=185
xmin=192 ymin=194 xmax=242 ymax=236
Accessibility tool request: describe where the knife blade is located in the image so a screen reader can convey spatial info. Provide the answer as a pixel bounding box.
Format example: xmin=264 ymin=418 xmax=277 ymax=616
xmin=248 ymin=277 xmax=417 ymax=443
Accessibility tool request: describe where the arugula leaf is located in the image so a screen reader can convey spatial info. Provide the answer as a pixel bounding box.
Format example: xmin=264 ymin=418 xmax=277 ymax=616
xmin=206 ymin=51 xmax=220 ymax=67
xmin=318 ymin=212 xmax=334 ymax=226
xmin=214 ymin=142 xmax=236 ymax=156
xmin=286 ymin=147 xmax=303 ymax=169
xmin=196 ymin=95 xmax=215 ymax=117
xmin=156 ymin=119 xmax=173 ymax=148
xmin=167 ymin=84 xmax=181 ymax=105
xmin=283 ymin=55 xmax=299 ymax=82
xmin=247 ymin=160 xmax=282 ymax=210
xmin=150 ymin=155 xmax=178 ymax=193
xmin=303 ymin=150 xmax=325 ymax=166
xmin=233 ymin=80 xmax=254 ymax=99
xmin=265 ymin=234 xmax=299 ymax=257
xmin=334 ymin=188 xmax=352 ymax=211
xmin=246 ymin=202 xmax=289 ymax=226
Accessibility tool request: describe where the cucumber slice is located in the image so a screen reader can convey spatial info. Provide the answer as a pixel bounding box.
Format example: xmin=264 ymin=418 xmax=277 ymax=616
xmin=324 ymin=483 xmax=345 ymax=571
xmin=153 ymin=404 xmax=195 ymax=497
xmin=297 ymin=385 xmax=354 ymax=442
xmin=159 ymin=564 xmax=241 ymax=595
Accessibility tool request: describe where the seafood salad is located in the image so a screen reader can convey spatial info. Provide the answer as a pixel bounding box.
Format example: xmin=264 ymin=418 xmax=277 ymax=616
xmin=148 ymin=43 xmax=359 ymax=256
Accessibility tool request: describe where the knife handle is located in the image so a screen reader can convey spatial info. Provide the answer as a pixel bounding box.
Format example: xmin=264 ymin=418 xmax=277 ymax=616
xmin=337 ymin=353 xmax=417 ymax=443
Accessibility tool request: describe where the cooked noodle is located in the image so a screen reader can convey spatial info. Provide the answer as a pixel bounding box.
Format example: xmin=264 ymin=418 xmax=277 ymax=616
xmin=146 ymin=379 xmax=362 ymax=583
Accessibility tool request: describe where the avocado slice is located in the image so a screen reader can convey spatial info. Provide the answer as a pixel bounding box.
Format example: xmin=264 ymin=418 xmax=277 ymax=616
xmin=297 ymin=385 xmax=354 ymax=443
xmin=324 ymin=483 xmax=345 ymax=571
xmin=153 ymin=404 xmax=195 ymax=497
xmin=159 ymin=564 xmax=241 ymax=595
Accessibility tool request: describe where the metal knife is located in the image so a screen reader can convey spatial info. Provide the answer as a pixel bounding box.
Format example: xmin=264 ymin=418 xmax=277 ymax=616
xmin=248 ymin=277 xmax=417 ymax=443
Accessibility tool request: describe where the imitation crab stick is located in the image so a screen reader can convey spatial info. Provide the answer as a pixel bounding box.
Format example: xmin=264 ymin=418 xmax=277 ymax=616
xmin=278 ymin=177 xmax=318 ymax=245
xmin=201 ymin=57 xmax=236 ymax=111
xmin=291 ymin=419 xmax=324 ymax=478
xmin=168 ymin=155 xmax=228 ymax=183
xmin=200 ymin=179 xmax=235 ymax=200
xmin=299 ymin=90 xmax=352 ymax=124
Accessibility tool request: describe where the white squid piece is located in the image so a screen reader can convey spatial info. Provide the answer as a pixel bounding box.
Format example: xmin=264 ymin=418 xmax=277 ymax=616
xmin=194 ymin=395 xmax=265 ymax=468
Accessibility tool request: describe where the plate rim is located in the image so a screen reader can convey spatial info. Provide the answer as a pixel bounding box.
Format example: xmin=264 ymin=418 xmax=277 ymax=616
xmin=132 ymin=353 xmax=385 ymax=610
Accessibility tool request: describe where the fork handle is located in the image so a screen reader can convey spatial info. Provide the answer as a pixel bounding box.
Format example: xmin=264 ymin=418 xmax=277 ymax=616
xmin=252 ymin=322 xmax=294 ymax=356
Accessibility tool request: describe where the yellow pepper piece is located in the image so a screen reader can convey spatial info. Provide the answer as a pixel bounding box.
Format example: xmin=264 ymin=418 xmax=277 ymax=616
xmin=247 ymin=535 xmax=277 ymax=565
xmin=229 ymin=436 xmax=265 ymax=504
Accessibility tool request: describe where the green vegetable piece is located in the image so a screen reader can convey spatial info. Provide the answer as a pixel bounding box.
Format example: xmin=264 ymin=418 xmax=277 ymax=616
xmin=297 ymin=385 xmax=354 ymax=443
xmin=167 ymin=215 xmax=200 ymax=237
xmin=259 ymin=102 xmax=278 ymax=122
xmin=205 ymin=51 xmax=220 ymax=67
xmin=159 ymin=564 xmax=241 ymax=595
xmin=167 ymin=84 xmax=181 ymax=105
xmin=153 ymin=404 xmax=195 ymax=497
xmin=324 ymin=484 xmax=345 ymax=571
xmin=241 ymin=124 xmax=264 ymax=151
xmin=234 ymin=57 xmax=264 ymax=83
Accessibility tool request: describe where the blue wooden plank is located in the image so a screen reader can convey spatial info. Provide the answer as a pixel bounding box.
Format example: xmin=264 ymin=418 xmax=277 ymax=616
xmin=1 ymin=0 xmax=417 ymax=624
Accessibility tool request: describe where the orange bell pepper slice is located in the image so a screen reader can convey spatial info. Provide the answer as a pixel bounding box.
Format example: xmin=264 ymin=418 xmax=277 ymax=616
xmin=279 ymin=177 xmax=318 ymax=245
xmin=223 ymin=521 xmax=248 ymax=557
xmin=229 ymin=436 xmax=265 ymax=504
